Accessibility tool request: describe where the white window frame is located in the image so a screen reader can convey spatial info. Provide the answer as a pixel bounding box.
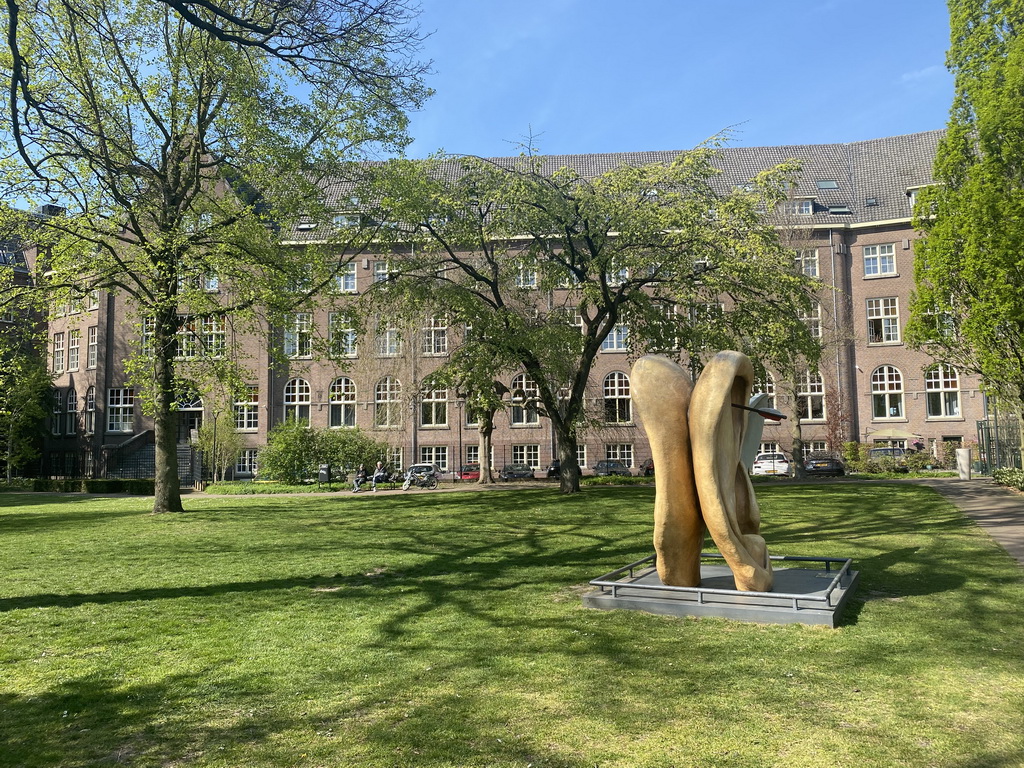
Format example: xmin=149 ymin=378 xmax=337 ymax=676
xmin=235 ymin=448 xmax=258 ymax=477
xmin=334 ymin=262 xmax=357 ymax=293
xmin=329 ymin=312 xmax=358 ymax=358
xmin=797 ymin=372 xmax=826 ymax=422
xmin=283 ymin=378 xmax=311 ymax=423
xmin=782 ymin=199 xmax=813 ymax=216
xmin=510 ymin=373 xmax=540 ymax=425
xmin=512 ymin=444 xmax=540 ymax=469
xmin=52 ymin=332 xmax=64 ymax=374
xmin=871 ymin=365 xmax=905 ymax=420
xmin=863 ymin=243 xmax=896 ymax=277
xmin=420 ymin=445 xmax=448 ymax=471
xmin=87 ymin=326 xmax=98 ymax=369
xmin=284 ymin=313 xmax=313 ymax=359
xmin=234 ymin=386 xmax=259 ymax=431
xmin=801 ymin=302 xmax=822 ymax=339
xmin=600 ymin=324 xmax=629 ymax=352
xmin=329 ymin=377 xmax=357 ymax=428
xmin=605 ymin=443 xmax=634 ymax=467
xmin=421 ymin=317 xmax=448 ymax=356
xmin=420 ymin=388 xmax=448 ymax=427
xmin=374 ymin=377 xmax=402 ymax=427
xmin=84 ymin=387 xmax=96 ymax=434
xmin=67 ymin=329 xmax=81 ymax=371
xmin=107 ymin=387 xmax=135 ymax=433
xmin=65 ymin=389 xmax=77 ymax=435
xmin=603 ymin=372 xmax=632 ymax=424
xmin=926 ymin=365 xmax=961 ymax=418
xmin=867 ymin=298 xmax=900 ymax=344
xmin=794 ymin=249 xmax=818 ymax=278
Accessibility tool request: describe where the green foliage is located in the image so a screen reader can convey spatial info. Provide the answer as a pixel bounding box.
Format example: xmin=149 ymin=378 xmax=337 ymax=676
xmin=842 ymin=441 xmax=865 ymax=471
xmin=255 ymin=421 xmax=321 ymax=485
xmin=3 ymin=0 xmax=427 ymax=512
xmin=0 ymin=302 xmax=51 ymax=480
xmin=993 ymin=467 xmax=1024 ymax=489
xmin=908 ymin=1 xmax=1024 ymax=427
xmin=195 ymin=410 xmax=244 ymax=482
xmin=257 ymin=421 xmax=392 ymax=484
xmin=369 ymin=145 xmax=821 ymax=493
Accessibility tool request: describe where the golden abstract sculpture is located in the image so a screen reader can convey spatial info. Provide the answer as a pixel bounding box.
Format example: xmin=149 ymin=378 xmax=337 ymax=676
xmin=631 ymin=351 xmax=774 ymax=592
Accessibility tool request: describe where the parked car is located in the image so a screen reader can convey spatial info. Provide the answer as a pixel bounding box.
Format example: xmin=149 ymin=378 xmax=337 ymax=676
xmin=499 ymin=463 xmax=536 ymax=481
xmin=459 ymin=463 xmax=481 ymax=481
xmin=546 ymin=459 xmax=561 ymax=479
xmin=404 ymin=463 xmax=439 ymax=480
xmin=868 ymin=447 xmax=909 ymax=472
xmin=639 ymin=458 xmax=655 ymax=477
xmin=804 ymin=453 xmax=845 ymax=477
xmin=593 ymin=460 xmax=632 ymax=477
xmin=750 ymin=452 xmax=790 ymax=476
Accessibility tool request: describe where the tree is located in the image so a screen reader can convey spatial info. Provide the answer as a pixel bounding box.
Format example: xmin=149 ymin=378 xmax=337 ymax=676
xmin=0 ymin=301 xmax=50 ymax=481
xmin=908 ymin=1 xmax=1024 ymax=463
xmin=370 ymin=144 xmax=821 ymax=493
xmin=1 ymin=0 xmax=427 ymax=512
xmin=196 ymin=409 xmax=243 ymax=482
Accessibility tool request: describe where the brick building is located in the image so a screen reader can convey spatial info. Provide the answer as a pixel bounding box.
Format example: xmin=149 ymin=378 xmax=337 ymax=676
xmin=34 ymin=129 xmax=987 ymax=481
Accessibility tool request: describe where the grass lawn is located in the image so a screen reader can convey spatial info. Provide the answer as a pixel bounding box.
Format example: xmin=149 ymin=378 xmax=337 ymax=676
xmin=1 ymin=483 xmax=1022 ymax=768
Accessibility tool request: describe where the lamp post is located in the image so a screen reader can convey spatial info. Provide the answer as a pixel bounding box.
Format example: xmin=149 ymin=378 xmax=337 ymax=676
xmin=455 ymin=399 xmax=464 ymax=481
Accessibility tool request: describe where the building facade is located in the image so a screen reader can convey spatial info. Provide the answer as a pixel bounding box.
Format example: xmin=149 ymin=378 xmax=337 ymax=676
xmin=33 ymin=130 xmax=988 ymax=480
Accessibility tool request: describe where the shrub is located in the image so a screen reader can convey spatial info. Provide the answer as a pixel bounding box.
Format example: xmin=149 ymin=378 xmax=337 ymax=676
xmin=993 ymin=468 xmax=1024 ymax=491
xmin=83 ymin=479 xmax=123 ymax=494
xmin=257 ymin=421 xmax=392 ymax=484
xmin=842 ymin=442 xmax=864 ymax=472
xmin=124 ymin=479 xmax=155 ymax=495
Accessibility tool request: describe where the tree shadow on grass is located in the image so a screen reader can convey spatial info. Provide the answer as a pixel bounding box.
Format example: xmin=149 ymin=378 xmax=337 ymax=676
xmin=0 ymin=671 xmax=294 ymax=768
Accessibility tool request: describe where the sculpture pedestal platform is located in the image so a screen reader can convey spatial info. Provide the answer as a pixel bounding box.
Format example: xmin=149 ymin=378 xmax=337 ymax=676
xmin=582 ymin=554 xmax=859 ymax=628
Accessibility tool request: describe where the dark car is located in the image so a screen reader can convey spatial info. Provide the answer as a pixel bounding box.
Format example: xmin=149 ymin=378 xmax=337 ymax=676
xmin=804 ymin=454 xmax=845 ymax=477
xmin=499 ymin=463 xmax=536 ymax=481
xmin=459 ymin=463 xmax=481 ymax=481
xmin=593 ymin=460 xmax=632 ymax=477
xmin=639 ymin=458 xmax=655 ymax=477
xmin=546 ymin=459 xmax=561 ymax=479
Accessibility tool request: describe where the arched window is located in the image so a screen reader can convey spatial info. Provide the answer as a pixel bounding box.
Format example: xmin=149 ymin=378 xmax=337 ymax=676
xmin=374 ymin=377 xmax=402 ymax=427
xmin=283 ymin=378 xmax=311 ymax=423
xmin=926 ymin=365 xmax=960 ymax=417
xmin=329 ymin=377 xmax=356 ymax=428
xmin=603 ymin=372 xmax=631 ymax=423
xmin=84 ymin=387 xmax=96 ymax=434
xmin=510 ymin=373 xmax=540 ymax=425
xmin=754 ymin=373 xmax=776 ymax=410
xmin=65 ymin=389 xmax=78 ymax=435
xmin=871 ymin=366 xmax=904 ymax=419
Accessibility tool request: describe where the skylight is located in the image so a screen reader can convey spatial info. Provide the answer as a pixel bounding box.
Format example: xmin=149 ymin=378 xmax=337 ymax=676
xmin=816 ymin=180 xmax=839 ymax=190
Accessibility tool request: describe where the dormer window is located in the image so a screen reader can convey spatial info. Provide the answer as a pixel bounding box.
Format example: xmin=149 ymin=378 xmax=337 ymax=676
xmin=334 ymin=213 xmax=361 ymax=228
xmin=781 ymin=199 xmax=814 ymax=215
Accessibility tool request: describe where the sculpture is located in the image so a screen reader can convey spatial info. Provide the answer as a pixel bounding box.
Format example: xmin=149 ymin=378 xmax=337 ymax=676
xmin=632 ymin=352 xmax=774 ymax=592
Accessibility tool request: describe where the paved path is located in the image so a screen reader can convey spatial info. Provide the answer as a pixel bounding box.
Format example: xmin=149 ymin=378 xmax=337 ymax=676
xmin=908 ymin=477 xmax=1024 ymax=565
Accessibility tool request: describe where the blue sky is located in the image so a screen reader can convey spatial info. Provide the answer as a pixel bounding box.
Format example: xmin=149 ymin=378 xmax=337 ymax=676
xmin=403 ymin=1 xmax=953 ymax=159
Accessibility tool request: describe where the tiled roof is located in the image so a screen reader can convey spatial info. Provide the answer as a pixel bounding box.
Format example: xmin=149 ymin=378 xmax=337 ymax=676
xmin=300 ymin=130 xmax=945 ymax=238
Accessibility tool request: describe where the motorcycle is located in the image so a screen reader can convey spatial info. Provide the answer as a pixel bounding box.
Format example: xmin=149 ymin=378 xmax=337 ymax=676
xmin=402 ymin=467 xmax=438 ymax=490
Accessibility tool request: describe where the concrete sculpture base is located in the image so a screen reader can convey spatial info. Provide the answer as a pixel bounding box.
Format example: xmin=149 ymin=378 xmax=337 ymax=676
xmin=583 ymin=555 xmax=859 ymax=627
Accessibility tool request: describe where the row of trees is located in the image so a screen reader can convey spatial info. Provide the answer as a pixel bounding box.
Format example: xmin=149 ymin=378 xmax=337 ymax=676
xmin=7 ymin=0 xmax=1018 ymax=509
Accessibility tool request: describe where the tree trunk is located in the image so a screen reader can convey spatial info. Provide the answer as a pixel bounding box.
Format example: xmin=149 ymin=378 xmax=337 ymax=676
xmin=554 ymin=428 xmax=581 ymax=494
xmin=152 ymin=316 xmax=184 ymax=513
xmin=477 ymin=412 xmax=496 ymax=484
xmin=790 ymin=416 xmax=806 ymax=479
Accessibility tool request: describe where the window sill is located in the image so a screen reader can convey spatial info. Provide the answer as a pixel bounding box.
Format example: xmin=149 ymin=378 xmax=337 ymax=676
xmin=925 ymin=416 xmax=965 ymax=422
xmin=420 ymin=425 xmax=450 ymax=430
xmin=866 ymin=341 xmax=903 ymax=347
xmin=863 ymin=273 xmax=899 ymax=280
xmin=600 ymin=349 xmax=629 ymax=354
xmin=510 ymin=423 xmax=542 ymax=429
